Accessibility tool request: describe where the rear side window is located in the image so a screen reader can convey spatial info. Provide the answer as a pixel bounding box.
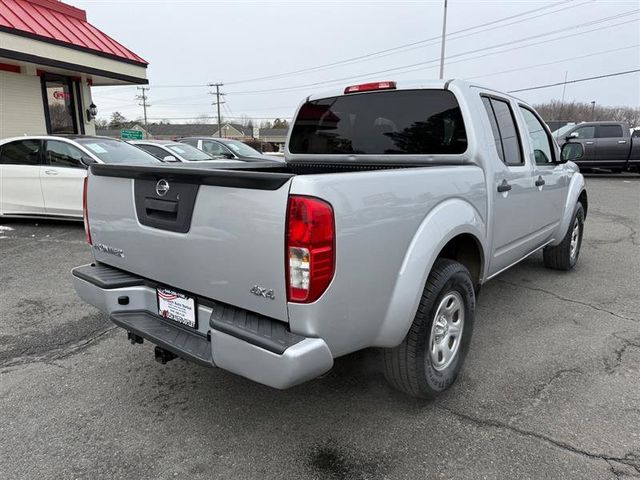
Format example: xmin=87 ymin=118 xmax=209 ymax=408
xmin=0 ymin=139 xmax=42 ymax=165
xmin=481 ymin=96 xmax=523 ymax=166
xmin=598 ymin=125 xmax=623 ymax=138
xmin=289 ymin=89 xmax=467 ymax=155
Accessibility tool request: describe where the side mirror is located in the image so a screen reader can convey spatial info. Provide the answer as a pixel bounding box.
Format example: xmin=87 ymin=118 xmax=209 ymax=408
xmin=222 ymin=152 xmax=235 ymax=159
xmin=565 ymin=132 xmax=579 ymax=141
xmin=163 ymin=155 xmax=178 ymax=162
xmin=81 ymin=156 xmax=97 ymax=166
xmin=560 ymin=142 xmax=584 ymax=163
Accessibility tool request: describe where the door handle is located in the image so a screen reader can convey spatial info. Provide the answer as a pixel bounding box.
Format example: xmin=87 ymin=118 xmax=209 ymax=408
xmin=585 ymin=141 xmax=594 ymax=145
xmin=44 ymin=170 xmax=59 ymax=175
xmin=535 ymin=176 xmax=546 ymax=187
xmin=497 ymin=180 xmax=512 ymax=193
xmin=618 ymin=140 xmax=627 ymax=144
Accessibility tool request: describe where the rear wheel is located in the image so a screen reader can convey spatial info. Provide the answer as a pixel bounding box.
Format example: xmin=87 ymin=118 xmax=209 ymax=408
xmin=543 ymin=202 xmax=585 ymax=270
xmin=383 ymin=259 xmax=475 ymax=399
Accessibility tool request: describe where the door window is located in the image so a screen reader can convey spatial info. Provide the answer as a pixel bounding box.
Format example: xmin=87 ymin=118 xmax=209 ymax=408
xmin=597 ymin=125 xmax=623 ymax=138
xmin=42 ymin=74 xmax=79 ymax=134
xmin=519 ymin=107 xmax=554 ymax=165
xmin=0 ymin=140 xmax=42 ymax=165
xmin=481 ymin=96 xmax=523 ymax=166
xmin=137 ymin=144 xmax=170 ymax=160
xmin=202 ymin=141 xmax=226 ymax=155
xmin=572 ymin=126 xmax=596 ymax=138
xmin=46 ymin=141 xmax=85 ymax=168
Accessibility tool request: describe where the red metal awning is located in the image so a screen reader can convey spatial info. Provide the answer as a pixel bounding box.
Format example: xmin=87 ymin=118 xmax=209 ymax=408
xmin=0 ymin=0 xmax=148 ymax=65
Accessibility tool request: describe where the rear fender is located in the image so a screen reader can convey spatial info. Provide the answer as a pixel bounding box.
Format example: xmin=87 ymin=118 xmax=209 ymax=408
xmin=550 ymin=170 xmax=586 ymax=246
xmin=374 ymin=198 xmax=487 ymax=347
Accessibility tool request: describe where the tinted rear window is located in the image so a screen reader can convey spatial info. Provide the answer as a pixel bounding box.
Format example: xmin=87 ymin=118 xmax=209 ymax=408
xmin=289 ymin=90 xmax=467 ymax=155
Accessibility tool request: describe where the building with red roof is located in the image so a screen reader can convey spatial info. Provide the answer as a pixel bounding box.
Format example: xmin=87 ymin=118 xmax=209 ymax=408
xmin=0 ymin=0 xmax=148 ymax=136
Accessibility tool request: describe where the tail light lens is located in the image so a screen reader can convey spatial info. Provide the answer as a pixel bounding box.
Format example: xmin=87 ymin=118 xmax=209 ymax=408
xmin=286 ymin=196 xmax=335 ymax=303
xmin=83 ymin=176 xmax=92 ymax=245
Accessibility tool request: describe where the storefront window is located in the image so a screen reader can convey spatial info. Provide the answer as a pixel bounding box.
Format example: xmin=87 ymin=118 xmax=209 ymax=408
xmin=42 ymin=75 xmax=78 ymax=134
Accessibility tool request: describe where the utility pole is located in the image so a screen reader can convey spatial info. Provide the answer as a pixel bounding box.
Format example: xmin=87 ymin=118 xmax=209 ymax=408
xmin=208 ymin=83 xmax=225 ymax=137
xmin=135 ymin=86 xmax=151 ymax=131
xmin=439 ymin=0 xmax=448 ymax=79
xmin=590 ymin=101 xmax=596 ymax=121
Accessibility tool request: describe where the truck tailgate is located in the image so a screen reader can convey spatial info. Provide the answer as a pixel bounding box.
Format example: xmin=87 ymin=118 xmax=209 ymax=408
xmin=86 ymin=164 xmax=294 ymax=322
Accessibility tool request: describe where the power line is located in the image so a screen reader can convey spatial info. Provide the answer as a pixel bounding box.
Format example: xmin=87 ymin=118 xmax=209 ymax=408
xmin=508 ymin=68 xmax=640 ymax=93
xmin=224 ymin=0 xmax=579 ymax=86
xmin=226 ymin=13 xmax=639 ymax=95
xmin=467 ymin=43 xmax=640 ymax=81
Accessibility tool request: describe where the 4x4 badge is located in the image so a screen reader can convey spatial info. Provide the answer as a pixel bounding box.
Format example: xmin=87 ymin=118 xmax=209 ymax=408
xmin=250 ymin=285 xmax=275 ymax=300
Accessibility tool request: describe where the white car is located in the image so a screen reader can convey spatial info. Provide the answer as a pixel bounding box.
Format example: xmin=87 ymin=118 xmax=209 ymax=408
xmin=129 ymin=140 xmax=232 ymax=163
xmin=0 ymin=135 xmax=160 ymax=220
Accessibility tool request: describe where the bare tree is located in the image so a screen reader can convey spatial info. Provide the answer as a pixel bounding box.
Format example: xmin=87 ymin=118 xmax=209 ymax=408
xmin=534 ymin=101 xmax=640 ymax=127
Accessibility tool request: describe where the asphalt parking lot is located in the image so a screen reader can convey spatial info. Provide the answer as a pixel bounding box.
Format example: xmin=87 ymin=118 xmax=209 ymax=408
xmin=0 ymin=175 xmax=638 ymax=480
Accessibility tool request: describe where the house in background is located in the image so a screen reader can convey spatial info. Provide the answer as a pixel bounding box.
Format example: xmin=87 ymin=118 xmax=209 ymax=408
xmin=0 ymin=0 xmax=148 ymax=138
xmin=97 ymin=122 xmax=260 ymax=141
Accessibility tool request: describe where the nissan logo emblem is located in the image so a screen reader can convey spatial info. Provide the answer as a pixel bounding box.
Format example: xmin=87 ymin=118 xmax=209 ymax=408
xmin=155 ymin=179 xmax=170 ymax=197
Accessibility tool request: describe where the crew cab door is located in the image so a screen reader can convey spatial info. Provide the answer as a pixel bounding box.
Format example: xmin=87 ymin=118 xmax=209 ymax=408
xmin=0 ymin=139 xmax=45 ymax=215
xmin=518 ymin=106 xmax=566 ymax=242
xmin=41 ymin=140 xmax=87 ymax=217
xmin=596 ymin=124 xmax=628 ymax=166
xmin=481 ymin=96 xmax=538 ymax=274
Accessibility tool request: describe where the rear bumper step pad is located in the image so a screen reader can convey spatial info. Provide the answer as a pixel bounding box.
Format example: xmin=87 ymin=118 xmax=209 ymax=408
xmin=71 ymin=264 xmax=334 ymax=389
xmin=111 ymin=311 xmax=212 ymax=366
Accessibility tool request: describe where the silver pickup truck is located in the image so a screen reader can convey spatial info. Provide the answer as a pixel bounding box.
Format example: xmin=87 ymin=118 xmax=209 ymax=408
xmin=72 ymin=80 xmax=587 ymax=398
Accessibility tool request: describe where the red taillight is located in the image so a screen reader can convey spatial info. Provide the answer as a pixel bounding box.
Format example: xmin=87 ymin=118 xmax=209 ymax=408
xmin=286 ymin=195 xmax=335 ymax=303
xmin=83 ymin=176 xmax=92 ymax=245
xmin=344 ymin=81 xmax=396 ymax=94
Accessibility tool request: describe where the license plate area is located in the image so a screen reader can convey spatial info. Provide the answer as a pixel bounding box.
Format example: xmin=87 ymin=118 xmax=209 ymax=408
xmin=157 ymin=287 xmax=197 ymax=329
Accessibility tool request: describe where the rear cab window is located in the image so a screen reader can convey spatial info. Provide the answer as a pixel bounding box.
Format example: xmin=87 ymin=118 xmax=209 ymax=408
xmin=288 ymin=89 xmax=467 ymax=156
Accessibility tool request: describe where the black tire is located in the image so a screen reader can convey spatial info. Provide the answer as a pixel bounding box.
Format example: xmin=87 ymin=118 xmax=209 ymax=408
xmin=543 ymin=202 xmax=585 ymax=271
xmin=383 ymin=259 xmax=475 ymax=399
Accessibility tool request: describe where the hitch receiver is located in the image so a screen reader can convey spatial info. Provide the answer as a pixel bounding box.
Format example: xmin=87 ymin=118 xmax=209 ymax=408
xmin=154 ymin=346 xmax=177 ymax=365
xmin=128 ymin=332 xmax=143 ymax=345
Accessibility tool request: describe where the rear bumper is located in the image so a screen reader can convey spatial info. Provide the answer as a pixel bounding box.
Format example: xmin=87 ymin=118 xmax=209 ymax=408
xmin=71 ymin=263 xmax=333 ymax=389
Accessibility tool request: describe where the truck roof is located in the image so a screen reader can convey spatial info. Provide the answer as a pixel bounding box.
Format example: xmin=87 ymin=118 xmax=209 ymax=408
xmin=304 ymin=78 xmax=527 ymax=105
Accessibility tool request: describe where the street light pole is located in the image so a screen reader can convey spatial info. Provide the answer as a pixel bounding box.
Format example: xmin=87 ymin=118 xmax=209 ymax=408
xmin=590 ymin=101 xmax=596 ymax=121
xmin=439 ymin=0 xmax=448 ymax=79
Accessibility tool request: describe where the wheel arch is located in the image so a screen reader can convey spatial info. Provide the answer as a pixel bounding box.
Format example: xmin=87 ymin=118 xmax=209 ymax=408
xmin=374 ymin=198 xmax=487 ymax=347
xmin=552 ymin=172 xmax=587 ymax=247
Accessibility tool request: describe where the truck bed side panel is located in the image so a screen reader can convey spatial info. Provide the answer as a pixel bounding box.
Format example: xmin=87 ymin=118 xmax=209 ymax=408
xmin=287 ymin=165 xmax=487 ymax=357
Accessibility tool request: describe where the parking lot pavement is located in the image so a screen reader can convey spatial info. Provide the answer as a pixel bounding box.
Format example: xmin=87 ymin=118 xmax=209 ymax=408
xmin=0 ymin=175 xmax=638 ymax=480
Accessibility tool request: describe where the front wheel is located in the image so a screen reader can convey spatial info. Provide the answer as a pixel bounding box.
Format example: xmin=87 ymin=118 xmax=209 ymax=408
xmin=543 ymin=202 xmax=585 ymax=271
xmin=383 ymin=259 xmax=476 ymax=399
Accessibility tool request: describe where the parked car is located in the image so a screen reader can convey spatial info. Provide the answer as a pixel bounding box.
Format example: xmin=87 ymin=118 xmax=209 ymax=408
xmin=177 ymin=137 xmax=282 ymax=162
xmin=553 ymin=121 xmax=640 ymax=172
xmin=129 ymin=140 xmax=231 ymax=163
xmin=0 ymin=135 xmax=160 ymax=219
xmin=72 ymin=80 xmax=587 ymax=398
